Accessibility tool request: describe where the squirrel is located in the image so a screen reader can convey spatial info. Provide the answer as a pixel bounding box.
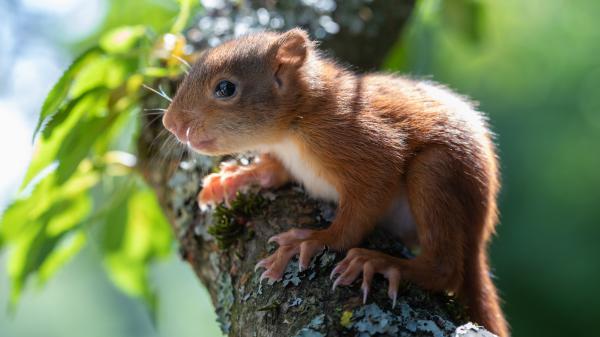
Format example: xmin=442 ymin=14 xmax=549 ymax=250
xmin=162 ymin=28 xmax=509 ymax=336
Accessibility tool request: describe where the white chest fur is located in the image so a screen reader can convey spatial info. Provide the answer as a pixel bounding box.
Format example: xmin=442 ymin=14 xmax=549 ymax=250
xmin=260 ymin=138 xmax=339 ymax=201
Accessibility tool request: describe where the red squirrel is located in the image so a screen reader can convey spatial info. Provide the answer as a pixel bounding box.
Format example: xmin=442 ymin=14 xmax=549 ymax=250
xmin=162 ymin=28 xmax=508 ymax=336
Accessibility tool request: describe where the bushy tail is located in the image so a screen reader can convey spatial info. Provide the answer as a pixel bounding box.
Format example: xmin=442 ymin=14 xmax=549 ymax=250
xmin=461 ymin=252 xmax=509 ymax=337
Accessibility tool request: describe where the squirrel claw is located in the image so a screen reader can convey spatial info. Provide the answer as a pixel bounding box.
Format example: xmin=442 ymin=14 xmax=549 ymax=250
xmin=362 ymin=284 xmax=369 ymax=304
xmin=332 ymin=277 xmax=342 ymax=291
xmin=330 ymin=264 xmax=342 ymax=280
xmin=260 ymin=229 xmax=325 ymax=286
xmin=332 ymin=248 xmax=405 ymax=308
xmin=390 ymin=291 xmax=397 ymax=309
xmin=255 ymin=258 xmax=270 ymax=272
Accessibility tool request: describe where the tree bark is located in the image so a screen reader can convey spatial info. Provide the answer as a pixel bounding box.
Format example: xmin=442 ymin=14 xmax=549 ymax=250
xmin=136 ymin=1 xmax=497 ymax=335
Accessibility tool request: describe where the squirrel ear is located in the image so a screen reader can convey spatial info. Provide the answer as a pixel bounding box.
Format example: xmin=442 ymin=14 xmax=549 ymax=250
xmin=274 ymin=28 xmax=310 ymax=67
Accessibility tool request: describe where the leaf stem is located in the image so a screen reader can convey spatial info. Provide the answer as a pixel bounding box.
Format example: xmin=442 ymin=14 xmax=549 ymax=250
xmin=170 ymin=0 xmax=192 ymax=34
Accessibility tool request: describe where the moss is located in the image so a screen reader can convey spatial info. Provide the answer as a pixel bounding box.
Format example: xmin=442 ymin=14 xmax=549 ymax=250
xmin=207 ymin=192 xmax=266 ymax=249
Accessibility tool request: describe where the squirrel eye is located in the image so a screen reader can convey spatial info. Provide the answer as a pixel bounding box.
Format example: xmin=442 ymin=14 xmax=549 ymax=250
xmin=214 ymin=80 xmax=236 ymax=98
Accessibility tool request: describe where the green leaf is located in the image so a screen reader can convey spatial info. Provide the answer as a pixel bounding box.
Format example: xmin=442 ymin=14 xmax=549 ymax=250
xmin=3 ymin=164 xmax=99 ymax=244
xmin=94 ymin=104 xmax=141 ymax=155
xmin=32 ymin=47 xmax=102 ymax=141
xmin=21 ymin=88 xmax=111 ymax=189
xmin=70 ymin=55 xmax=136 ymax=97
xmin=7 ymin=223 xmax=64 ymax=305
xmin=100 ymin=25 xmax=148 ymax=54
xmin=98 ymin=177 xmax=172 ymax=318
xmin=2 ymin=167 xmax=98 ymax=305
xmin=3 ymin=0 xmax=184 ymax=314
xmin=24 ymin=50 xmax=143 ymax=189
xmin=38 ymin=231 xmax=87 ymax=284
xmin=54 ymin=110 xmax=117 ymax=184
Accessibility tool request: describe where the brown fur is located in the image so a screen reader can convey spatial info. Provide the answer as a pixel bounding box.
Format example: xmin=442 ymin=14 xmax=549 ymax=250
xmin=163 ymin=28 xmax=508 ymax=336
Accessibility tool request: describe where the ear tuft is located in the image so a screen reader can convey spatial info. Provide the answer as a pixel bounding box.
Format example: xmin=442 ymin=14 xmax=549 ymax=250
xmin=275 ymin=28 xmax=310 ymax=67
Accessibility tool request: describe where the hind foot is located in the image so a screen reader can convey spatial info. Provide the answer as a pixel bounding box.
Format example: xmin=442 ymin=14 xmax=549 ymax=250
xmin=330 ymin=248 xmax=406 ymax=308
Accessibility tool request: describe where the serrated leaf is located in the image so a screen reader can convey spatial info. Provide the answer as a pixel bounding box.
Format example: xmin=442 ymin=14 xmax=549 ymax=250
xmin=21 ymin=88 xmax=111 ymax=189
xmin=33 ymin=47 xmax=102 ymax=141
xmin=24 ymin=52 xmax=141 ymax=189
xmin=54 ymin=112 xmax=117 ymax=184
xmin=3 ymin=0 xmax=187 ymax=315
xmin=3 ymin=168 xmax=96 ymax=306
xmin=3 ymin=163 xmax=99 ymax=243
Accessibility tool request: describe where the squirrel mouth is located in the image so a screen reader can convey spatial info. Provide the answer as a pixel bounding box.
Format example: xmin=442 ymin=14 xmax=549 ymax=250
xmin=189 ymin=137 xmax=216 ymax=151
xmin=181 ymin=127 xmax=216 ymax=152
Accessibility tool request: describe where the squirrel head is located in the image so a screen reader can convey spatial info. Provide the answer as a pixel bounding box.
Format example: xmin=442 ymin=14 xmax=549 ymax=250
xmin=163 ymin=28 xmax=315 ymax=155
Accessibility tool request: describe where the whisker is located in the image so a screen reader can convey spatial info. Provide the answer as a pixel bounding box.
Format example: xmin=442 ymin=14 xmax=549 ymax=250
xmin=178 ymin=143 xmax=188 ymax=164
xmin=172 ymin=55 xmax=192 ymax=70
xmin=142 ymin=108 xmax=166 ymax=117
xmin=152 ymin=133 xmax=176 ymax=168
xmin=159 ymin=136 xmax=185 ymax=168
xmin=160 ymin=134 xmax=179 ymax=154
xmin=143 ymin=84 xmax=172 ymax=102
xmin=158 ymin=85 xmax=173 ymax=101
xmin=149 ymin=128 xmax=170 ymax=153
xmin=142 ymin=112 xmax=165 ymax=116
xmin=143 ymin=114 xmax=165 ymax=129
xmin=176 ymin=64 xmax=189 ymax=75
xmin=142 ymin=110 xmax=190 ymax=169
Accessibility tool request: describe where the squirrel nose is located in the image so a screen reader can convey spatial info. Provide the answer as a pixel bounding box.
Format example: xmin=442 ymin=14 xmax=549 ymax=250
xmin=162 ymin=113 xmax=187 ymax=142
xmin=162 ymin=113 xmax=176 ymax=133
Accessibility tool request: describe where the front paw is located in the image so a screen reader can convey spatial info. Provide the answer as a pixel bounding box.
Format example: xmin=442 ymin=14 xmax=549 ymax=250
xmin=198 ymin=163 xmax=255 ymax=207
xmin=255 ymin=229 xmax=326 ymax=281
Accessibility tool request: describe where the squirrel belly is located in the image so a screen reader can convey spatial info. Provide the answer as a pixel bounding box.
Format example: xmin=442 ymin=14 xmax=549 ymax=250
xmin=258 ymin=137 xmax=339 ymax=202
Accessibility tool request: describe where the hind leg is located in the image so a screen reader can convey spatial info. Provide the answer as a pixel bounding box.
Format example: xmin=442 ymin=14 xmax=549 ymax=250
xmin=331 ymin=245 xmax=462 ymax=308
xmin=332 ymin=146 xmax=484 ymax=303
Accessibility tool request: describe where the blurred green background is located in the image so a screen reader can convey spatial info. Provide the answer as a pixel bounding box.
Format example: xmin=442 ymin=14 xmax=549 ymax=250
xmin=394 ymin=1 xmax=600 ymax=336
xmin=1 ymin=0 xmax=598 ymax=337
